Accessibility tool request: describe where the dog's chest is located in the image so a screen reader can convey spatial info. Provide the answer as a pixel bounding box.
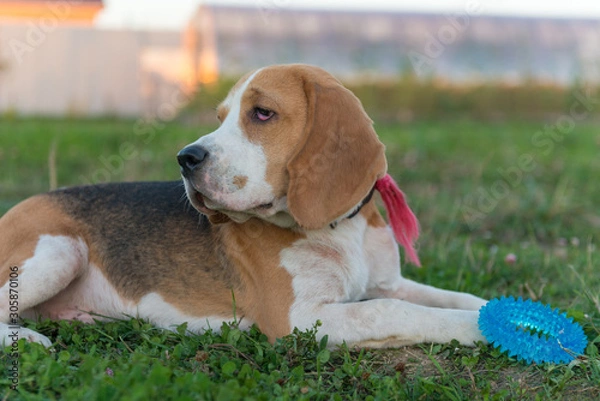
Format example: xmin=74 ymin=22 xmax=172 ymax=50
xmin=280 ymin=217 xmax=371 ymax=303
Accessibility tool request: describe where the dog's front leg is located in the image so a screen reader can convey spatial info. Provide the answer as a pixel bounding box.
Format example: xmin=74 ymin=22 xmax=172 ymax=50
xmin=282 ymin=223 xmax=486 ymax=349
xmin=379 ymin=278 xmax=487 ymax=311
xmin=364 ymin=225 xmax=487 ymax=311
xmin=291 ymin=299 xmax=486 ymax=348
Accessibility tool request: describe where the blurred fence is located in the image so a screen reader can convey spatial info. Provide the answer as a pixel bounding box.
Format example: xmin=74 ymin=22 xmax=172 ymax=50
xmin=189 ymin=6 xmax=600 ymax=85
xmin=0 ymin=24 xmax=188 ymax=116
xmin=2 ymin=4 xmax=600 ymax=119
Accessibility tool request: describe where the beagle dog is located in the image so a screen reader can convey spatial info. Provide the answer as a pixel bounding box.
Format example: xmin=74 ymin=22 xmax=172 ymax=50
xmin=0 ymin=64 xmax=486 ymax=349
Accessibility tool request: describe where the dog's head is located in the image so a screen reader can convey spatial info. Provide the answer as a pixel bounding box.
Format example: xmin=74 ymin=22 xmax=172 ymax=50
xmin=178 ymin=64 xmax=387 ymax=229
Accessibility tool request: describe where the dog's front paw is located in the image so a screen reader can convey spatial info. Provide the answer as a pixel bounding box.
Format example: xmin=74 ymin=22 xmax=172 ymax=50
xmin=453 ymin=310 xmax=487 ymax=346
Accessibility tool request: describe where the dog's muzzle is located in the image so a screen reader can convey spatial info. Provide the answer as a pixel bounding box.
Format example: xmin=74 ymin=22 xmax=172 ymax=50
xmin=177 ymin=145 xmax=209 ymax=178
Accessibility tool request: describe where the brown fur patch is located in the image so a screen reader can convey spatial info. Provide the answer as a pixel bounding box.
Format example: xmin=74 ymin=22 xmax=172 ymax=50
xmin=0 ymin=196 xmax=81 ymax=288
xmin=284 ymin=65 xmax=388 ymax=229
xmin=157 ymin=218 xmax=301 ymax=341
xmin=216 ymin=105 xmax=229 ymax=123
xmin=219 ymin=219 xmax=301 ymax=341
xmin=360 ymin=197 xmax=387 ymax=228
xmin=155 ymin=239 xmax=241 ymax=319
xmin=232 ymin=175 xmax=248 ymax=189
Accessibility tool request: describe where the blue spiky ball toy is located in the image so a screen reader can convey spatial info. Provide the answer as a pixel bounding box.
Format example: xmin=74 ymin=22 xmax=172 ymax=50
xmin=478 ymin=297 xmax=588 ymax=364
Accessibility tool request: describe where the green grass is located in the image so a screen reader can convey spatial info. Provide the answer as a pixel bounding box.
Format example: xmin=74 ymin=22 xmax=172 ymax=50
xmin=1 ymin=116 xmax=599 ymax=400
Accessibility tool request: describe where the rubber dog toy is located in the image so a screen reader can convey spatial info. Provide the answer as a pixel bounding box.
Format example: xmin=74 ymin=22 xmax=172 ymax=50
xmin=478 ymin=296 xmax=587 ymax=364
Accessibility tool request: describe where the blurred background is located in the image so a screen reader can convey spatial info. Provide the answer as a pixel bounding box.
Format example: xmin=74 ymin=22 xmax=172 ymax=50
xmin=0 ymin=0 xmax=599 ymax=119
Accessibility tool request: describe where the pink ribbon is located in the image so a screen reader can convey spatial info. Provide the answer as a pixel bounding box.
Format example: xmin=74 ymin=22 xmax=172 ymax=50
xmin=375 ymin=174 xmax=421 ymax=267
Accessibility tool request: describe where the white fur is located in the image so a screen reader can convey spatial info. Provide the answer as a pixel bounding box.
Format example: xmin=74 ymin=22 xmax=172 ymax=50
xmin=187 ymin=69 xmax=276 ymax=215
xmin=136 ymin=292 xmax=253 ymax=333
xmin=0 ymin=235 xmax=88 ymax=347
xmin=281 ymin=215 xmax=487 ymax=347
xmin=34 ymin=263 xmax=136 ymax=322
xmin=10 ymin=235 xmax=88 ymax=307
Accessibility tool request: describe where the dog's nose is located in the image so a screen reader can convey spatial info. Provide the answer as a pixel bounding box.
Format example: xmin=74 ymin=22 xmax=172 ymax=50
xmin=177 ymin=146 xmax=208 ymax=175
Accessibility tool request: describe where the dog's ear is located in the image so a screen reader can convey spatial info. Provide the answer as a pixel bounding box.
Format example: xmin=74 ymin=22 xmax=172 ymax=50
xmin=287 ymin=78 xmax=387 ymax=230
xmin=207 ymin=212 xmax=231 ymax=225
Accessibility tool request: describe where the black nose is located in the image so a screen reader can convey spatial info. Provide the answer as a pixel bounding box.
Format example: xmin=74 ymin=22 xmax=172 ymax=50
xmin=177 ymin=146 xmax=208 ymax=176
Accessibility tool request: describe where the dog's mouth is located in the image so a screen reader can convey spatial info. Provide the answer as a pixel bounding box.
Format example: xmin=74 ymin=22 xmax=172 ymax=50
xmin=183 ymin=184 xmax=218 ymax=216
xmin=193 ymin=191 xmax=218 ymax=216
xmin=187 ymin=185 xmax=275 ymax=216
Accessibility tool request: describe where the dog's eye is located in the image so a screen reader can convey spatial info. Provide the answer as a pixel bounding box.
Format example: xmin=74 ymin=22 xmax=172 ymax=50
xmin=253 ymin=107 xmax=274 ymax=122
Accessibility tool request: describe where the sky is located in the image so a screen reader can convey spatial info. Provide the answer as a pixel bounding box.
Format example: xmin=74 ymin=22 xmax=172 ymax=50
xmin=95 ymin=0 xmax=600 ymax=31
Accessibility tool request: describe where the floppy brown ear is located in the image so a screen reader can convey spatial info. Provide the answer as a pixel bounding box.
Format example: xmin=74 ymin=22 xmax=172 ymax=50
xmin=287 ymin=79 xmax=387 ymax=230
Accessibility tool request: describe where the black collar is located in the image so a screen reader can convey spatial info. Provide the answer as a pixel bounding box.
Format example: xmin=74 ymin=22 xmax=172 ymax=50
xmin=330 ymin=185 xmax=376 ymax=229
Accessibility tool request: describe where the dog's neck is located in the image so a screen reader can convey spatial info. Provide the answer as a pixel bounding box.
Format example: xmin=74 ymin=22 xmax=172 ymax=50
xmin=329 ymin=186 xmax=376 ymax=229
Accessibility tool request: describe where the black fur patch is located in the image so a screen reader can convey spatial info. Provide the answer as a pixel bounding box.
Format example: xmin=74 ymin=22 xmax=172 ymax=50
xmin=45 ymin=181 xmax=236 ymax=299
